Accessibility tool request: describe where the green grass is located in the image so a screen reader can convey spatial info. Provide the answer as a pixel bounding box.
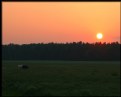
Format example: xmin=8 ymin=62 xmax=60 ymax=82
xmin=2 ymin=61 xmax=120 ymax=96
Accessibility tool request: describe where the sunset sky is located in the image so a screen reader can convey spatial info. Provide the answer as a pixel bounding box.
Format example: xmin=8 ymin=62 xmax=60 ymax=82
xmin=2 ymin=2 xmax=120 ymax=44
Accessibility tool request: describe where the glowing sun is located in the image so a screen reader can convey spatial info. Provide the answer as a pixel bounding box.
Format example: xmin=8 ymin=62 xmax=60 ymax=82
xmin=96 ymin=33 xmax=103 ymax=39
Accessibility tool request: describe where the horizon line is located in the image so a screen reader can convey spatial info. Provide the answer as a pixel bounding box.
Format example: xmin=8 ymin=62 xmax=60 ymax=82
xmin=2 ymin=41 xmax=121 ymax=45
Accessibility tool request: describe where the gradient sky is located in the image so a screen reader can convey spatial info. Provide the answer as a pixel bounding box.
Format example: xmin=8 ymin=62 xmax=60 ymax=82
xmin=2 ymin=2 xmax=120 ymax=44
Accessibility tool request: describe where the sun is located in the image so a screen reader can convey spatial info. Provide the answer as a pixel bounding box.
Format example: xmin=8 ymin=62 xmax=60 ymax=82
xmin=96 ymin=33 xmax=103 ymax=39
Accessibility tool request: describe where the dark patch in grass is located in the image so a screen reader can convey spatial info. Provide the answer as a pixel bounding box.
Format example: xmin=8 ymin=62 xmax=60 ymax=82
xmin=111 ymin=72 xmax=118 ymax=76
xmin=22 ymin=87 xmax=53 ymax=96
xmin=81 ymin=89 xmax=92 ymax=96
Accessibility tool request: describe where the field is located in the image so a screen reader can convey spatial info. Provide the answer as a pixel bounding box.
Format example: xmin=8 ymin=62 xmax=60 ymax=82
xmin=2 ymin=61 xmax=120 ymax=96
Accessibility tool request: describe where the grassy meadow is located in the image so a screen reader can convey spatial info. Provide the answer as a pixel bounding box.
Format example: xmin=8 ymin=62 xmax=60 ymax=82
xmin=2 ymin=61 xmax=120 ymax=96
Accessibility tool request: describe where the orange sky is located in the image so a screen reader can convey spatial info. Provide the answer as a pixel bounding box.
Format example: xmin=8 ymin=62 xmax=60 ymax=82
xmin=2 ymin=2 xmax=120 ymax=44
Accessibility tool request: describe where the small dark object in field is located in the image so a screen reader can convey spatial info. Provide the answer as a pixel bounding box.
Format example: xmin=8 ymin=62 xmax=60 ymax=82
xmin=18 ymin=64 xmax=29 ymax=69
xmin=22 ymin=65 xmax=29 ymax=69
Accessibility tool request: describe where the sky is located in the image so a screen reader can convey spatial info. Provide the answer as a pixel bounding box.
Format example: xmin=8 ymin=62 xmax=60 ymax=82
xmin=2 ymin=2 xmax=120 ymax=44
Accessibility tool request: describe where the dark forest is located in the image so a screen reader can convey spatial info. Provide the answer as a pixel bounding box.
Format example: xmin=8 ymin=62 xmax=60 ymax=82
xmin=2 ymin=41 xmax=120 ymax=61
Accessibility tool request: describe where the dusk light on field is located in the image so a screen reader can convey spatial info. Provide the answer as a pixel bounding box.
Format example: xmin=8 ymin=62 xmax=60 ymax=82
xmin=2 ymin=2 xmax=120 ymax=96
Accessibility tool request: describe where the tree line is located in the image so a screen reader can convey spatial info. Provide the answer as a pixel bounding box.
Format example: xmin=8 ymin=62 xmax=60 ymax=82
xmin=2 ymin=41 xmax=120 ymax=61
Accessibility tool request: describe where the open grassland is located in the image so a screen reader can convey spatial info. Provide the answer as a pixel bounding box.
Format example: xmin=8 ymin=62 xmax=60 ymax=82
xmin=2 ymin=61 xmax=120 ymax=96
